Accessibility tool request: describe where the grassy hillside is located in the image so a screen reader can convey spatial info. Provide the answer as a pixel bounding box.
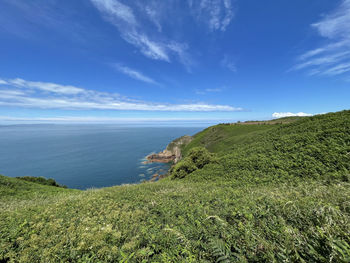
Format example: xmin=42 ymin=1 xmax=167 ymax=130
xmin=0 ymin=175 xmax=76 ymax=202
xmin=1 ymin=111 xmax=350 ymax=262
xmin=182 ymin=124 xmax=274 ymax=155
xmin=182 ymin=116 xmax=303 ymax=155
xmin=179 ymin=111 xmax=350 ymax=184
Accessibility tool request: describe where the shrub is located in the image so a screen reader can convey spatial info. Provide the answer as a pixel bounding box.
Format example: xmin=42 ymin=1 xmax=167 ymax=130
xmin=187 ymin=147 xmax=217 ymax=169
xmin=171 ymin=147 xmax=217 ymax=179
xmin=171 ymin=159 xmax=197 ymax=179
xmin=16 ymin=176 xmax=67 ymax=188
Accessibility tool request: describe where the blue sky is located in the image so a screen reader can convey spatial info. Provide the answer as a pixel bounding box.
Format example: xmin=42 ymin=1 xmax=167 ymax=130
xmin=0 ymin=0 xmax=349 ymax=124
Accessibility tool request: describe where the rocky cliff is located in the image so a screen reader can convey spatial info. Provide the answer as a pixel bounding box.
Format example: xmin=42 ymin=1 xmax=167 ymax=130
xmin=146 ymin=135 xmax=193 ymax=164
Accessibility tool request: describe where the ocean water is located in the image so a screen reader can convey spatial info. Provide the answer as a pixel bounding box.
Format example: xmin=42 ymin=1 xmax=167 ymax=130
xmin=0 ymin=125 xmax=203 ymax=189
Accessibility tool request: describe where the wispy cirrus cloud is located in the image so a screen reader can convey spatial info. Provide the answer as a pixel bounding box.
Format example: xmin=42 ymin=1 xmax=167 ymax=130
xmin=90 ymin=0 xmax=168 ymax=61
xmin=272 ymin=112 xmax=313 ymax=118
xmin=292 ymin=0 xmax=350 ymax=77
xmin=196 ymin=88 xmax=223 ymax=95
xmin=205 ymin=88 xmax=222 ymax=92
xmin=1 ymin=0 xmax=235 ymax=73
xmin=113 ymin=64 xmax=159 ymax=85
xmin=0 ymin=77 xmax=242 ymax=112
xmin=188 ymin=0 xmax=235 ymax=31
xmin=90 ymin=0 xmax=235 ymax=71
xmin=90 ymin=0 xmax=191 ymax=67
xmin=144 ymin=3 xmax=162 ymax=32
xmin=2 ymin=78 xmax=85 ymax=95
xmin=221 ymin=55 xmax=237 ymax=72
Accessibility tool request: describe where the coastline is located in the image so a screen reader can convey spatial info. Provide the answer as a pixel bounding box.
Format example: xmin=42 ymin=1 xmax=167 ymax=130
xmin=145 ymin=135 xmax=193 ymax=164
xmin=144 ymin=135 xmax=193 ymax=180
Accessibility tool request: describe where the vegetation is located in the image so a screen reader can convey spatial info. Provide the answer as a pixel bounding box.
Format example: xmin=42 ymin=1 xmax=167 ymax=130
xmin=16 ymin=176 xmax=67 ymax=188
xmin=178 ymin=111 xmax=350 ymax=184
xmin=181 ymin=123 xmax=275 ymax=155
xmin=1 ymin=110 xmax=350 ymax=262
xmin=0 ymin=175 xmax=76 ymax=205
xmin=170 ymin=147 xmax=217 ymax=179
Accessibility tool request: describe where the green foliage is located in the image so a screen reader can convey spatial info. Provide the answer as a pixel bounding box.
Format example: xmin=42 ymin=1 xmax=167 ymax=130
xmin=1 ymin=110 xmax=350 ymax=262
xmin=209 ymin=239 xmax=231 ymax=263
xmin=187 ymin=147 xmax=217 ymax=169
xmin=171 ymin=147 xmax=217 ymax=178
xmin=0 ymin=175 xmax=76 ymax=205
xmin=182 ymin=122 xmax=276 ymax=155
xmin=171 ymin=158 xmax=198 ymax=179
xmin=16 ymin=176 xmax=67 ymax=188
xmin=1 ymin=179 xmax=349 ymax=262
xmin=178 ymin=110 xmax=350 ymax=184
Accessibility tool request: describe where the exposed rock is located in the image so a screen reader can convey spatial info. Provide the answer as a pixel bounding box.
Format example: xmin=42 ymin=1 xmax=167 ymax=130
xmin=146 ymin=135 xmax=193 ymax=164
xmin=146 ymin=150 xmax=175 ymax=163
xmin=150 ymin=173 xmax=159 ymax=182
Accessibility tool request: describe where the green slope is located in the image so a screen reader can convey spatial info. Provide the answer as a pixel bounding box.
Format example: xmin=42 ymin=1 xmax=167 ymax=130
xmin=182 ymin=116 xmax=305 ymax=156
xmin=1 ymin=111 xmax=350 ymax=262
xmin=0 ymin=175 xmax=79 ymax=212
xmin=177 ymin=111 xmax=350 ymax=184
xmin=0 ymin=175 xmax=77 ymax=201
xmin=182 ymin=124 xmax=275 ymax=155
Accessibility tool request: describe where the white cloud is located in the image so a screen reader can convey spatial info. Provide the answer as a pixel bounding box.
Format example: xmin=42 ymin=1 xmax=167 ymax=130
xmin=113 ymin=64 xmax=159 ymax=85
xmin=90 ymin=0 xmax=236 ymax=70
xmin=91 ymin=0 xmax=170 ymax=61
xmin=0 ymin=77 xmax=242 ymax=112
xmin=190 ymin=0 xmax=235 ymax=31
xmin=0 ymin=115 xmax=239 ymax=124
xmin=206 ymin=88 xmax=222 ymax=92
xmin=124 ymin=32 xmax=170 ymax=61
xmin=0 ymin=89 xmax=28 ymax=96
xmin=322 ymin=62 xmax=350 ymax=76
xmin=221 ymin=55 xmax=236 ymax=72
xmin=90 ymin=0 xmax=137 ymax=26
xmin=2 ymin=78 xmax=85 ymax=95
xmin=144 ymin=5 xmax=162 ymax=32
xmin=90 ymin=0 xmax=192 ymax=67
xmin=311 ymin=1 xmax=350 ymax=39
xmin=195 ymin=87 xmax=223 ymax=95
xmin=272 ymin=112 xmax=313 ymax=118
xmin=293 ymin=0 xmax=350 ymax=77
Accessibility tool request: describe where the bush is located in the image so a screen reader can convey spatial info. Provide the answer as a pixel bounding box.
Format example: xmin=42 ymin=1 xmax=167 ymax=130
xmin=171 ymin=147 xmax=217 ymax=179
xmin=16 ymin=176 xmax=67 ymax=188
xmin=171 ymin=159 xmax=197 ymax=179
xmin=187 ymin=147 xmax=217 ymax=169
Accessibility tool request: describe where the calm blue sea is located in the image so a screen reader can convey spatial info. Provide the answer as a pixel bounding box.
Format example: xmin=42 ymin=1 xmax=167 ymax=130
xmin=0 ymin=125 xmax=203 ymax=189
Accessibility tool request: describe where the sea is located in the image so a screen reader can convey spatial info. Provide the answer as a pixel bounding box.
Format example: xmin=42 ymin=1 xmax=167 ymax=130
xmin=0 ymin=124 xmax=204 ymax=189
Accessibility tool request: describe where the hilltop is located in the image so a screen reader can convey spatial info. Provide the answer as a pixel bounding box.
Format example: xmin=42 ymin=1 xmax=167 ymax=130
xmin=1 ymin=111 xmax=350 ymax=262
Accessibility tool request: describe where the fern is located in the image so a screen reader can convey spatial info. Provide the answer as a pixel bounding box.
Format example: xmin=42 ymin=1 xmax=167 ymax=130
xmin=209 ymin=239 xmax=232 ymax=263
xmin=163 ymin=227 xmax=189 ymax=246
xmin=206 ymin=215 xmax=228 ymax=227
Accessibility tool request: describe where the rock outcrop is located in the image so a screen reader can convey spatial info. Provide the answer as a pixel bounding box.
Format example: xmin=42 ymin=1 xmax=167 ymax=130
xmin=146 ymin=135 xmax=193 ymax=164
xmin=146 ymin=150 xmax=176 ymax=163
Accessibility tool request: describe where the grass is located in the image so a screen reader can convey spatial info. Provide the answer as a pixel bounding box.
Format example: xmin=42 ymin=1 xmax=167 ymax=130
xmin=15 ymin=176 xmax=67 ymax=188
xmin=0 ymin=175 xmax=79 ymax=212
xmin=182 ymin=124 xmax=274 ymax=155
xmin=1 ymin=111 xmax=350 ymax=262
xmin=181 ymin=116 xmax=303 ymax=156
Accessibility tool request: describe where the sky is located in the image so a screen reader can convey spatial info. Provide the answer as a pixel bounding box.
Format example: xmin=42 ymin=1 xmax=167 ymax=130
xmin=0 ymin=0 xmax=349 ymax=124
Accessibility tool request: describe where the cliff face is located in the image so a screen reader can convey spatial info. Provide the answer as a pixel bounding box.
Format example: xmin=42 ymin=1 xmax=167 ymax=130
xmin=146 ymin=135 xmax=193 ymax=164
xmin=146 ymin=149 xmax=176 ymax=163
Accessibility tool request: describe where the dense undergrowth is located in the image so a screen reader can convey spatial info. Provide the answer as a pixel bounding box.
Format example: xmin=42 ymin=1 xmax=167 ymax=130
xmin=177 ymin=111 xmax=350 ymax=184
xmin=16 ymin=176 xmax=67 ymax=188
xmin=1 ymin=111 xmax=350 ymax=262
